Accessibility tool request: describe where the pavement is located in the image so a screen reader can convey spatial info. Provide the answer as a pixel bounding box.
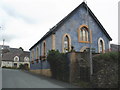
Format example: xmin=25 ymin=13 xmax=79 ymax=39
xmin=2 ymin=68 xmax=80 ymax=88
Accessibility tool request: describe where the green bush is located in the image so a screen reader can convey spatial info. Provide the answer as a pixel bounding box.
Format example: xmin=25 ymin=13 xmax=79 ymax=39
xmin=47 ymin=50 xmax=69 ymax=82
xmin=94 ymin=52 xmax=118 ymax=62
xmin=19 ymin=64 xmax=29 ymax=70
xmin=19 ymin=64 xmax=24 ymax=69
xmin=92 ymin=52 xmax=118 ymax=88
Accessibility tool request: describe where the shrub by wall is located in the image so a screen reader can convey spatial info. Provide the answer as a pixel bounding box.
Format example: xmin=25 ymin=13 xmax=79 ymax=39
xmin=92 ymin=52 xmax=119 ymax=88
xmin=47 ymin=50 xmax=69 ymax=82
xmin=19 ymin=64 xmax=29 ymax=70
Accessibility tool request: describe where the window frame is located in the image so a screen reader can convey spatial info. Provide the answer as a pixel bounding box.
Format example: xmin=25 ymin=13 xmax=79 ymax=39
xmin=98 ymin=37 xmax=105 ymax=53
xmin=78 ymin=25 xmax=92 ymax=43
xmin=36 ymin=46 xmax=39 ymax=59
xmin=42 ymin=40 xmax=46 ymax=56
xmin=62 ymin=34 xmax=71 ymax=53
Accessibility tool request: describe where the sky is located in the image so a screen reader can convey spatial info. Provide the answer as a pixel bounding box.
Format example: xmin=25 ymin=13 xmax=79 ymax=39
xmin=0 ymin=0 xmax=119 ymax=51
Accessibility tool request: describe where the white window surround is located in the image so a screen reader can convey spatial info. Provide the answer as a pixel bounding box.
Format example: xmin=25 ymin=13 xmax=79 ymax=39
xmin=109 ymin=41 xmax=111 ymax=51
xmin=62 ymin=33 xmax=71 ymax=53
xmin=14 ymin=56 xmax=19 ymax=62
xmin=24 ymin=57 xmax=29 ymax=62
xmin=98 ymin=37 xmax=105 ymax=53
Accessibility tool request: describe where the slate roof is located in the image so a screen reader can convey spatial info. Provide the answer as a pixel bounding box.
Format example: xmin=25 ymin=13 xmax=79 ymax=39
xmin=19 ymin=51 xmax=30 ymax=62
xmin=29 ymin=2 xmax=112 ymax=50
xmin=2 ymin=52 xmax=19 ymax=61
xmin=2 ymin=48 xmax=30 ymax=62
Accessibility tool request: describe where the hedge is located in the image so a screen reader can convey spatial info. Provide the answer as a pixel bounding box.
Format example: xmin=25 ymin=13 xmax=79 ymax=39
xmin=47 ymin=50 xmax=69 ymax=82
xmin=92 ymin=52 xmax=119 ymax=88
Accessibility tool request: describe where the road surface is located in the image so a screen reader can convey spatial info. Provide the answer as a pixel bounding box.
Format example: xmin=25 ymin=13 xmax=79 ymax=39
xmin=2 ymin=69 xmax=79 ymax=88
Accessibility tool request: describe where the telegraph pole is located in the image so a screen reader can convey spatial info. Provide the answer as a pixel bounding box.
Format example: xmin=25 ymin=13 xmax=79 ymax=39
xmin=2 ymin=39 xmax=5 ymax=49
xmin=0 ymin=26 xmax=5 ymax=67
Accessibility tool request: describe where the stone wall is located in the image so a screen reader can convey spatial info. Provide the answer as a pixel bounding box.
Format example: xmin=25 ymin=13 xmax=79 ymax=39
xmin=67 ymin=51 xmax=91 ymax=83
xmin=30 ymin=51 xmax=91 ymax=81
xmin=30 ymin=69 xmax=52 ymax=77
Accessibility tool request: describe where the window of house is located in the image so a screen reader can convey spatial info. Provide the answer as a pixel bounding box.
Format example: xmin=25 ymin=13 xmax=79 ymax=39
xmin=36 ymin=47 xmax=39 ymax=59
xmin=98 ymin=37 xmax=105 ymax=53
xmin=14 ymin=56 xmax=19 ymax=62
xmin=52 ymin=34 xmax=56 ymax=50
xmin=80 ymin=26 xmax=89 ymax=41
xmin=78 ymin=25 xmax=91 ymax=43
xmin=99 ymin=40 xmax=103 ymax=53
xmin=24 ymin=57 xmax=29 ymax=62
xmin=62 ymin=34 xmax=71 ymax=53
xmin=32 ymin=50 xmax=34 ymax=60
xmin=14 ymin=63 xmax=17 ymax=67
xmin=64 ymin=35 xmax=69 ymax=53
xmin=43 ymin=41 xmax=46 ymax=56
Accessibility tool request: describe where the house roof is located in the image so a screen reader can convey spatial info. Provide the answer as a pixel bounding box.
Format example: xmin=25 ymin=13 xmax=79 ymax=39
xmin=2 ymin=48 xmax=30 ymax=62
xmin=19 ymin=51 xmax=30 ymax=62
xmin=29 ymin=2 xmax=112 ymax=50
xmin=2 ymin=52 xmax=20 ymax=61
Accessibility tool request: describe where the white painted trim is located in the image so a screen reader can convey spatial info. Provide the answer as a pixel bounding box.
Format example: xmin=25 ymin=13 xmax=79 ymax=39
xmin=98 ymin=37 xmax=105 ymax=53
xmin=14 ymin=56 xmax=19 ymax=62
xmin=62 ymin=33 xmax=71 ymax=53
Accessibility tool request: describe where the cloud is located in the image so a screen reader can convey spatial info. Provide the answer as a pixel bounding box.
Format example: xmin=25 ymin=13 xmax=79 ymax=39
xmin=0 ymin=34 xmax=17 ymax=42
xmin=0 ymin=2 xmax=37 ymax=24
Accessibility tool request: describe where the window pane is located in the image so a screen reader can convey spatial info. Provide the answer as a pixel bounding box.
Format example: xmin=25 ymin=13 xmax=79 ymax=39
xmin=100 ymin=40 xmax=103 ymax=53
xmin=80 ymin=30 xmax=83 ymax=41
xmin=43 ymin=43 xmax=46 ymax=56
xmin=83 ymin=30 xmax=85 ymax=41
xmin=85 ymin=30 xmax=88 ymax=41
xmin=80 ymin=26 xmax=89 ymax=42
xmin=64 ymin=36 xmax=69 ymax=52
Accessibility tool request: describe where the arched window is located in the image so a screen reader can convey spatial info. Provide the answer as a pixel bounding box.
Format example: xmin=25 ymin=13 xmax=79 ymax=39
xmin=64 ymin=35 xmax=69 ymax=52
xmin=80 ymin=26 xmax=89 ymax=41
xmin=98 ymin=37 xmax=105 ymax=53
xmin=78 ymin=25 xmax=92 ymax=43
xmin=62 ymin=34 xmax=71 ymax=53
xmin=14 ymin=56 xmax=19 ymax=62
xmin=52 ymin=34 xmax=56 ymax=50
xmin=99 ymin=40 xmax=103 ymax=53
xmin=36 ymin=47 xmax=39 ymax=59
xmin=32 ymin=50 xmax=34 ymax=60
xmin=24 ymin=57 xmax=29 ymax=62
xmin=43 ymin=41 xmax=46 ymax=56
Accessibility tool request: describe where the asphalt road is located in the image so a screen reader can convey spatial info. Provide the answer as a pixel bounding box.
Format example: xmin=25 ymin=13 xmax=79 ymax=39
xmin=2 ymin=69 xmax=79 ymax=88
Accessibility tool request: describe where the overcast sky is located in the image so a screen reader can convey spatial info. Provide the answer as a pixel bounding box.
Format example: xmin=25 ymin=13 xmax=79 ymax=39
xmin=0 ymin=0 xmax=119 ymax=51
